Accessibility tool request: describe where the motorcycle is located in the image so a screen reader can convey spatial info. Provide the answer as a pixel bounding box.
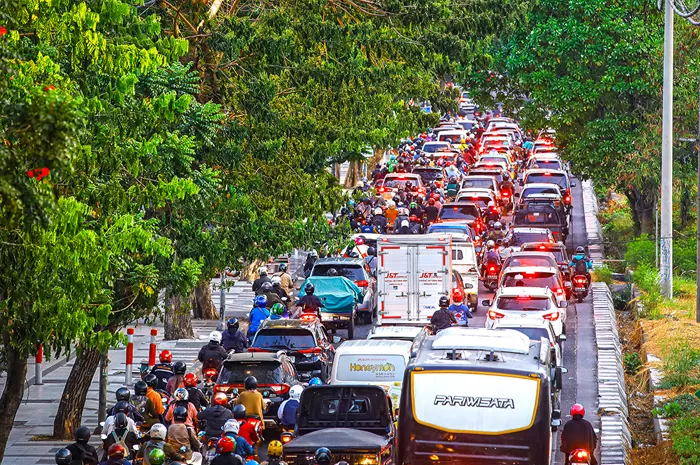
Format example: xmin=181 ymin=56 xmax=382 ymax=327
xmin=198 ymin=426 xmax=218 ymax=465
xmin=201 ymin=367 xmax=218 ymax=405
xmin=483 ymin=263 xmax=500 ymax=291
xmin=568 ymin=448 xmax=592 ymax=464
xmin=572 ymin=274 xmax=589 ymax=303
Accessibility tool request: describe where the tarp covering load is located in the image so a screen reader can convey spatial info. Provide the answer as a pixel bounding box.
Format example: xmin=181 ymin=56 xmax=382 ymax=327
xmin=299 ymin=276 xmax=362 ymax=313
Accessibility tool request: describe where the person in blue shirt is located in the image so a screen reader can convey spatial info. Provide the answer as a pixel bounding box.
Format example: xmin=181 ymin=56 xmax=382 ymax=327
xmin=247 ymin=296 xmax=270 ymax=340
xmin=447 ymin=292 xmax=473 ymax=327
xmin=220 ymin=420 xmax=255 ymax=459
xmin=570 ymin=246 xmax=593 ymax=284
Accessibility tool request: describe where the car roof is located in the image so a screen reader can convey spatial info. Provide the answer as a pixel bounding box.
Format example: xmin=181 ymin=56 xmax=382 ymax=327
xmin=507 ymin=251 xmax=557 ymax=259
xmin=496 ymin=286 xmax=554 ymax=297
xmin=368 ymin=325 xmax=426 ymax=339
xmin=501 ymin=265 xmax=559 ymax=275
xmin=384 ymin=173 xmax=421 ymax=179
xmin=438 ymin=129 xmax=467 ymax=135
xmin=258 ymin=319 xmax=318 ymax=331
xmin=225 ymin=352 xmax=285 ymax=363
xmin=521 ymin=241 xmax=566 ymax=251
xmin=464 ymin=175 xmax=497 ymax=181
xmin=525 ymin=169 xmax=567 ymax=176
xmin=423 ymin=141 xmax=450 ymax=146
xmin=337 ymin=339 xmax=413 ymax=354
xmin=458 ymin=188 xmax=493 ymax=195
xmin=314 ymin=257 xmax=366 ymax=266
xmin=521 ymin=182 xmax=563 ymax=190
xmin=413 ymin=166 xmax=443 ymax=171
xmin=510 ymin=227 xmax=554 ymax=234
xmin=494 ymin=320 xmax=555 ymax=331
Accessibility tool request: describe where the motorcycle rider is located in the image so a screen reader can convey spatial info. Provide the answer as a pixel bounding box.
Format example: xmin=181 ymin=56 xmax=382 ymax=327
xmin=364 ymin=247 xmax=377 ymax=275
xmin=212 ymin=436 xmax=245 ymax=465
xmin=101 ymin=413 xmax=139 ymax=462
xmin=258 ymin=281 xmax=283 ymax=310
xmin=165 ymin=388 xmax=199 ymax=428
xmin=296 ymin=283 xmax=324 ymax=317
xmin=314 ymin=447 xmax=332 ymax=465
xmin=198 ymin=392 xmax=234 ymax=439
xmin=270 ymin=276 xmax=290 ymax=306
xmin=101 ymin=444 xmax=132 ymax=465
xmin=252 ymin=266 xmax=272 ymax=295
xmin=277 ymin=263 xmax=295 ymax=299
xmin=261 ymin=440 xmax=287 ymax=465
xmin=481 ymin=240 xmax=502 ymax=279
xmin=144 ymin=374 xmax=166 ymax=420
xmin=303 ymin=250 xmax=319 ymax=278
xmin=166 ymin=406 xmax=203 ymax=465
xmin=198 ymin=331 xmax=228 ymax=373
xmin=372 ymin=207 xmax=387 ymax=233
xmin=560 ymin=404 xmax=598 ymax=465
xmin=166 ymin=361 xmax=188 ymax=397
xmin=570 ymin=246 xmax=593 ymax=284
xmin=234 ymin=376 xmax=265 ymax=431
xmin=222 ymin=318 xmax=248 ymax=353
xmin=132 ymin=380 xmax=161 ymax=429
xmin=183 ymin=373 xmax=208 ymax=410
xmin=423 ymin=198 xmax=439 ymax=225
xmin=103 ymin=402 xmax=139 ymax=436
xmin=149 ymin=350 xmax=174 ymax=392
xmin=486 ymin=221 xmax=506 ymax=242
xmin=220 ymin=419 xmax=254 ymax=459
xmin=109 ymin=387 xmax=144 ymax=423
xmin=447 ymin=291 xmax=473 ymax=327
xmin=430 ymin=296 xmax=457 ymax=333
xmin=55 ymin=449 xmax=72 ymax=465
xmin=247 ymin=296 xmax=270 ymax=340
xmin=499 ymin=238 xmax=516 ymax=260
xmin=135 ymin=424 xmax=181 ymax=465
xmin=277 ymin=385 xmax=303 ymax=431
xmin=484 ymin=202 xmax=501 ymax=224
xmin=396 ymin=219 xmax=412 ymax=234
xmin=66 ymin=425 xmax=100 ymax=465
xmin=269 ymin=302 xmax=289 ymax=320
xmin=233 ymin=405 xmax=260 ymax=448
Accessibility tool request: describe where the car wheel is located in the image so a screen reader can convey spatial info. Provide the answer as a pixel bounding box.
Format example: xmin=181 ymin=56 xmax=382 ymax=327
xmin=577 ymin=296 xmax=583 ymax=303
xmin=347 ymin=314 xmax=355 ymax=339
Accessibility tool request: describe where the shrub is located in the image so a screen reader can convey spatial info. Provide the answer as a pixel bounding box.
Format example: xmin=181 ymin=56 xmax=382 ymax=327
xmin=601 ymin=208 xmax=635 ymax=259
xmin=624 ymin=351 xmax=642 ymax=375
xmin=659 ymin=340 xmax=700 ymax=389
xmin=632 ymin=264 xmax=664 ymax=318
xmin=674 ymin=236 xmax=697 ymax=276
xmin=592 ymin=264 xmax=613 ymax=285
xmin=669 ymin=412 xmax=700 ymax=463
xmin=624 ymin=236 xmax=655 ymax=268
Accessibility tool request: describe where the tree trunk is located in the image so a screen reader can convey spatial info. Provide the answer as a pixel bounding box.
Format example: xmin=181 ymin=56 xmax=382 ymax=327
xmin=164 ymin=291 xmax=195 ymax=340
xmin=191 ymin=281 xmax=218 ymax=320
xmin=344 ymin=160 xmax=364 ymax=188
xmin=240 ymin=259 xmax=265 ymax=282
xmin=625 ymin=188 xmax=656 ymax=236
xmin=0 ymin=336 xmax=28 ymax=462
xmin=52 ymin=348 xmax=101 ymax=439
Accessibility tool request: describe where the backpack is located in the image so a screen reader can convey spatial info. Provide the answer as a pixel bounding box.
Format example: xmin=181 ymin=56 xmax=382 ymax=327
xmin=110 ymin=429 xmax=131 ymax=457
xmin=574 ymin=257 xmax=588 ymax=275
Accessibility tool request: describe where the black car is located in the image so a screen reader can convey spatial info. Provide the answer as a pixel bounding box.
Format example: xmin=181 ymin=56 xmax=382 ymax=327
xmin=214 ymin=352 xmax=300 ymax=429
xmin=251 ymin=319 xmax=336 ymax=382
xmin=512 ymin=203 xmax=569 ymax=242
xmin=412 ymin=167 xmax=445 ymax=185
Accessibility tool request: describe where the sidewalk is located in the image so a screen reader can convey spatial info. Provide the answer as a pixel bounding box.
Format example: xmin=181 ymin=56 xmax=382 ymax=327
xmin=2 ymin=279 xmax=256 ymax=465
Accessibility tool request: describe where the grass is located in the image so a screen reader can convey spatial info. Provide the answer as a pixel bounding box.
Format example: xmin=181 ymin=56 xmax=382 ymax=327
xmin=592 ymin=264 xmax=614 ymax=285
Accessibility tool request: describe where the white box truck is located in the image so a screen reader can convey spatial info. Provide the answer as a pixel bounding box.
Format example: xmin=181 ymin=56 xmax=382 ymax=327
xmin=377 ymin=235 xmax=453 ymax=325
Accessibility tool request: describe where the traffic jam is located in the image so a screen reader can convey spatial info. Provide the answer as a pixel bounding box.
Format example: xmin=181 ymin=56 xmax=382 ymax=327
xmin=90 ymin=94 xmax=597 ymax=465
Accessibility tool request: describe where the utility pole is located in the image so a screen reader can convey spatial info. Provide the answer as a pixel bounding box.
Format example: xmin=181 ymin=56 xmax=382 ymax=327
xmin=217 ymin=270 xmax=226 ymax=331
xmin=660 ymin=0 xmax=674 ymax=299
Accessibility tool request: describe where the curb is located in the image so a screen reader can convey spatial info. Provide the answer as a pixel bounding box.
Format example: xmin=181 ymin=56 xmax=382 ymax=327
xmin=582 ymin=180 xmax=605 ymax=266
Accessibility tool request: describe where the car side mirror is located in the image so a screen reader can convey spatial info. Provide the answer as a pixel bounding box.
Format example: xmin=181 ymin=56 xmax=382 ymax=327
xmin=332 ymin=335 xmax=343 ymax=344
xmin=481 ymin=300 xmax=491 ymax=307
xmin=558 ymin=334 xmax=567 ymax=342
xmin=560 ymin=301 xmax=568 ymax=308
xmin=552 ymin=409 xmax=561 ymax=420
xmin=570 ymin=180 xmax=577 ymax=187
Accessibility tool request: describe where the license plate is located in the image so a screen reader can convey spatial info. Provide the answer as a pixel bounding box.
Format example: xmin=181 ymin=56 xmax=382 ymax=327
xmin=574 ymin=287 xmax=586 ymax=292
xmin=520 ymin=313 xmax=529 ymax=317
xmin=487 ymin=274 xmax=497 ymax=280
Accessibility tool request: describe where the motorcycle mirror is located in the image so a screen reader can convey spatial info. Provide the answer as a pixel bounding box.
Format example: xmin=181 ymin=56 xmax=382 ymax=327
xmin=570 ymin=180 xmax=577 ymax=188
xmin=559 ymin=334 xmax=567 ymax=342
xmin=133 ymin=445 xmax=140 ymax=451
xmin=332 ymin=335 xmax=343 ymax=344
xmin=100 ymin=434 xmax=107 ymax=441
xmin=561 ymin=367 xmax=568 ymax=374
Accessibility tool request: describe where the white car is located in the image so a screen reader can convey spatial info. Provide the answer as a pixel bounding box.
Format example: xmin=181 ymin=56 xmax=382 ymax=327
xmin=497 ymin=265 xmax=570 ymax=307
xmin=376 ymin=173 xmax=424 ymax=199
xmin=482 ymin=286 xmax=568 ymax=337
xmin=492 ymin=319 xmax=565 ymax=367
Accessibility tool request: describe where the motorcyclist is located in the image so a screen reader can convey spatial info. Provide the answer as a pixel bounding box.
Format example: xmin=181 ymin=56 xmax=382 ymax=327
xmin=560 ymin=404 xmax=598 ymax=465
xmin=371 ymin=163 xmax=383 ymax=183
xmin=136 ymin=424 xmax=181 ymax=465
xmin=447 ymin=291 xmax=473 ymax=327
xmin=384 ymin=201 xmax=399 ymax=226
xmin=212 ymin=436 xmax=245 ymax=465
xmin=499 ymin=238 xmax=516 ymax=261
xmin=396 ymin=219 xmax=412 ymax=234
xmin=166 ymin=406 xmax=203 ymax=465
xmin=101 ymin=413 xmax=139 ymax=462
xmin=183 ymin=373 xmax=208 ymax=410
xmin=132 ymin=380 xmax=161 ymax=429
xmin=486 ymin=221 xmax=506 ymax=242
xmin=261 ymin=441 xmax=287 ymax=465
xmin=165 ymin=388 xmax=199 ymax=428
xmin=220 ymin=419 xmax=254 ymax=459
xmin=570 ymin=246 xmax=593 ymax=284
xmin=247 ymin=296 xmax=270 ymax=340
xmin=259 ymin=281 xmax=283 ymax=309
xmin=198 ymin=392 xmax=234 ymax=439
xmin=108 ymin=388 xmax=144 ymax=424
xmin=234 ymin=376 xmax=265 ymax=431
xmin=198 ymin=331 xmax=228 ymax=373
xmin=303 ymin=250 xmax=319 ymax=278
xmin=276 ymin=263 xmax=295 ymax=299
xmin=372 ymin=207 xmax=387 ymax=233
xmin=66 ymin=425 xmax=99 ymax=465
xmin=481 ymin=240 xmax=502 ymax=278
xmin=233 ymin=405 xmax=260 ymax=447
xmin=314 ymin=447 xmax=333 ymax=465
xmin=423 ymin=198 xmax=439 ymax=225
xmin=484 ymin=202 xmax=501 ymax=224
xmin=408 ymin=201 xmax=423 ymax=220
xmin=408 ymin=215 xmax=422 ymax=234
xmin=296 ymin=283 xmax=324 ymax=317
xmin=252 ymin=267 xmax=272 ymax=295
xmin=430 ymin=296 xmax=457 ymax=333
xmin=270 ymin=276 xmax=290 ymax=306
xmin=222 ymin=318 xmax=248 ymax=353
xmin=364 ymin=247 xmax=377 ymax=275
xmin=101 ymin=444 xmax=132 ymax=465
xmin=149 ymin=350 xmax=174 ymax=392
xmin=55 ymin=449 xmax=73 ymax=465
xmin=269 ymin=302 xmax=289 ymax=320
xmin=144 ymin=374 xmax=166 ymax=420
xmin=166 ymin=361 xmax=188 ymax=397
xmin=277 ymin=385 xmax=303 ymax=431
xmin=103 ymin=402 xmax=138 ymax=436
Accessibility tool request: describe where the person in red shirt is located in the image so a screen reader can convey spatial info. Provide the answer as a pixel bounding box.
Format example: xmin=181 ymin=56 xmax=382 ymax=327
xmin=233 ymin=404 xmax=260 ymax=446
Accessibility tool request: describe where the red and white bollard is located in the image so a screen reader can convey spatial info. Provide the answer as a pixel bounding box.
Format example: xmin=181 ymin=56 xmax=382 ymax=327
xmin=125 ymin=328 xmax=134 ymax=385
xmin=34 ymin=344 xmax=43 ymax=385
xmin=148 ymin=328 xmax=158 ymax=368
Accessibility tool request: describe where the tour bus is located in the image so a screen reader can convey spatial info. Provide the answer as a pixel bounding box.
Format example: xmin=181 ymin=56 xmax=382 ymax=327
xmin=398 ymin=327 xmax=563 ymax=465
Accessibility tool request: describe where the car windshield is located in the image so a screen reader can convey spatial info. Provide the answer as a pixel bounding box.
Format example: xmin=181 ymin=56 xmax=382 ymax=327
xmin=439 ymin=206 xmax=479 ymax=221
xmin=383 ymin=178 xmax=419 ymax=189
xmin=438 ymin=134 xmax=463 ymax=144
xmin=522 ymin=186 xmax=560 ymax=197
xmin=462 ymin=179 xmax=494 ymax=190
xmin=253 ymin=329 xmax=316 ymax=350
xmin=496 ymin=296 xmax=552 ymax=311
xmin=503 ymin=255 xmax=556 ymax=269
xmin=531 ymin=160 xmax=563 ymax=170
xmin=459 ymin=197 xmax=490 ymax=209
xmin=522 ymin=246 xmax=566 ymax=263
xmin=423 ymin=142 xmax=451 ymax=153
xmin=514 ymin=210 xmax=561 ymax=225
xmin=502 ymin=272 xmax=558 ymax=289
xmin=526 ymin=173 xmax=567 ymax=188
xmin=457 ymin=121 xmax=474 ymax=130
xmin=312 ymin=264 xmax=365 ymax=281
xmin=218 ymin=362 xmax=283 ymax=385
xmin=413 ymin=169 xmax=444 ymax=182
xmin=504 ymin=327 xmax=552 ymax=341
xmin=427 ymin=226 xmax=472 ymax=238
xmin=509 ymin=232 xmax=551 ymax=246
xmin=473 ymin=171 xmax=505 ymax=183
xmin=480 ymin=157 xmax=508 ymax=165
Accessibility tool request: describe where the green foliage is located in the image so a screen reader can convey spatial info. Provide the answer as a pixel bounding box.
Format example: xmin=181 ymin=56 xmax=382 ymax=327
xmin=670 ymin=412 xmax=700 ymax=464
xmin=600 ymin=207 xmax=635 ymax=259
xmin=592 ymin=264 xmax=613 ymax=286
xmin=625 ymin=236 xmax=656 ymax=268
xmin=623 ymin=351 xmax=642 ymax=376
xmin=632 ymin=263 xmax=663 ymax=318
xmin=652 ymin=402 xmax=683 ymax=419
xmin=659 ymin=340 xmax=700 ymax=390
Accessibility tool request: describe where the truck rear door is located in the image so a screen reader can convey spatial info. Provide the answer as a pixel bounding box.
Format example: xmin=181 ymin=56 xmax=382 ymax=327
xmin=378 ymin=243 xmax=413 ymax=323
xmin=415 ymin=244 xmax=452 ymax=320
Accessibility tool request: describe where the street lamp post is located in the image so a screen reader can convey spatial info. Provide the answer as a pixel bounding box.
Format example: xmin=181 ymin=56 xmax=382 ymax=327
xmin=660 ymin=0 xmax=675 ymax=299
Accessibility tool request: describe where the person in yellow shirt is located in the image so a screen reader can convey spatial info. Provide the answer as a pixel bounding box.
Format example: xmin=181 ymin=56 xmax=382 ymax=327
xmin=235 ymin=376 xmax=265 ymax=430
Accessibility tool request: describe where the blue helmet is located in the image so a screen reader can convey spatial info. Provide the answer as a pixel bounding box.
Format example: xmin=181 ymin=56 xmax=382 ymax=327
xmin=254 ymin=295 xmax=267 ymax=308
xmin=246 ymin=461 xmax=260 ymax=465
xmin=309 ymin=377 xmax=322 ymax=386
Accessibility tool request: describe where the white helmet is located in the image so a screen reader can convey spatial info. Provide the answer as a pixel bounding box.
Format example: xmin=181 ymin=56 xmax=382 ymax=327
xmin=149 ymin=423 xmax=167 ymax=440
xmin=398 ymin=208 xmax=409 ymax=216
xmin=289 ymin=384 xmax=304 ymax=400
xmin=374 ymin=207 xmax=383 ymax=215
xmin=209 ymin=331 xmax=222 ymax=343
xmin=271 ymin=276 xmax=282 ymax=285
xmin=258 ymin=266 xmax=268 ymax=276
xmin=387 ymin=200 xmax=396 ymax=208
xmin=223 ymin=419 xmax=240 ymax=434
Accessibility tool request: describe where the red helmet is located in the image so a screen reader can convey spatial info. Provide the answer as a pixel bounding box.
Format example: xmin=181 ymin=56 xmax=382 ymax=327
xmin=213 ymin=392 xmax=229 ymax=406
xmin=452 ymin=290 xmax=464 ymax=303
xmin=409 ymin=215 xmax=419 ymax=222
xmin=570 ymin=403 xmax=585 ymax=417
xmin=218 ymin=436 xmax=235 ymax=454
xmin=184 ymin=373 xmax=198 ymax=388
xmin=159 ymin=350 xmax=172 ymax=363
xmin=428 ymin=198 xmax=435 ymax=206
xmin=446 ymin=161 xmax=453 ymax=166
xmin=108 ymin=444 xmax=126 ymax=459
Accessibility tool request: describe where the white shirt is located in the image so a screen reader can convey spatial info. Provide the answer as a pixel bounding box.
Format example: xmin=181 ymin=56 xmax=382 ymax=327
xmin=102 ymin=414 xmax=138 ymax=436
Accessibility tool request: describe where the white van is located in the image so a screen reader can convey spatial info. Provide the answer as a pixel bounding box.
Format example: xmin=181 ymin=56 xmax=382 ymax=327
xmin=425 ymin=233 xmax=478 ymax=309
xmin=330 ymin=339 xmax=413 ymax=412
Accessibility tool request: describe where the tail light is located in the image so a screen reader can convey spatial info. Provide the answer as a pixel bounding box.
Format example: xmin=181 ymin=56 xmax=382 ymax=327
xmin=204 ymin=368 xmax=218 ymax=379
xmin=281 ymin=433 xmax=294 ymax=444
xmin=572 ymin=450 xmax=589 ymax=461
xmin=564 ymin=194 xmax=572 ymax=205
xmin=552 ymin=231 xmax=559 ymax=236
xmin=553 ymin=288 xmax=564 ymax=297
xmin=488 ymin=310 xmax=505 ymax=319
xmin=214 ymin=384 xmax=242 ymax=394
xmin=266 ymin=384 xmax=290 ymax=395
xmin=355 ymin=280 xmax=369 ymax=287
xmin=488 ymin=266 xmax=497 ymax=272
xmin=298 ymin=347 xmax=322 ymax=355
xmin=574 ymin=276 xmax=587 ymax=284
xmin=377 ymin=187 xmax=385 ymax=193
xmin=501 ymin=191 xmax=510 ymax=198
xmin=543 ymin=312 xmax=560 ymax=321
xmin=300 ymin=313 xmax=317 ymax=322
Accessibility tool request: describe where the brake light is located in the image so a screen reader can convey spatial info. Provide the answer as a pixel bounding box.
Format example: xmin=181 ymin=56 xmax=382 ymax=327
xmin=281 ymin=433 xmax=293 ymax=444
xmin=488 ymin=266 xmax=497 ymax=272
xmin=204 ymin=368 xmax=218 ymax=379
xmin=298 ymin=347 xmax=322 ymax=355
xmin=564 ymin=194 xmax=571 ymax=204
xmin=355 ymin=280 xmax=369 ymax=287
xmin=539 ymin=245 xmax=546 ymax=250
xmin=574 ymin=450 xmax=589 ymax=461
xmin=516 ymin=295 xmax=530 ymax=300
xmin=377 ymin=187 xmax=385 ymax=193
xmin=300 ymin=313 xmax=317 ymax=322
xmin=543 ymin=312 xmax=560 ymax=321
xmin=553 ymin=288 xmax=564 ymax=296
xmin=248 ymin=347 xmax=268 ymax=352
xmin=543 ymin=172 xmax=551 ymax=176
xmin=488 ymin=310 xmax=505 ymax=319
xmin=501 ymin=191 xmax=510 ymax=197
xmin=265 ymin=384 xmax=290 ymax=395
xmin=574 ymin=277 xmax=587 ymax=284
xmin=552 ymin=231 xmax=559 ymax=235
xmin=214 ymin=384 xmax=242 ymax=393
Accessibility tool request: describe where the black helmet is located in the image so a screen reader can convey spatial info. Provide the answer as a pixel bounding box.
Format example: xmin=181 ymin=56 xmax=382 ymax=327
xmin=439 ymin=296 xmax=450 ymax=307
xmin=173 ymin=406 xmax=188 ymax=422
xmin=244 ymin=375 xmax=258 ymax=391
xmin=304 ymin=283 xmax=315 ymax=295
xmin=315 ymin=447 xmax=332 ymax=465
xmin=173 ymin=361 xmax=187 ymax=375
xmin=134 ymin=380 xmax=148 ymax=396
xmin=347 ymin=251 xmax=359 ymax=258
xmin=114 ymin=412 xmax=128 ymax=430
xmin=326 ymin=268 xmax=338 ymax=276
xmin=114 ymin=401 xmax=130 ymax=414
xmin=144 ymin=374 xmax=158 ymax=388
xmin=115 ymin=387 xmax=131 ymax=402
xmin=75 ymin=425 xmax=91 ymax=443
xmin=367 ymin=247 xmax=376 ymax=256
xmin=260 ymin=282 xmax=273 ymax=292
xmin=576 ymin=246 xmax=585 ymax=254
xmin=233 ymin=404 xmax=247 ymax=419
xmin=279 ymin=263 xmax=288 ymax=272
xmin=55 ymin=448 xmax=72 ymax=465
xmin=227 ymin=317 xmax=239 ymax=331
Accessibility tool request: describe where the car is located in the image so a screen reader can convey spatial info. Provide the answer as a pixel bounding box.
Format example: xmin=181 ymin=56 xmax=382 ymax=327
xmin=478 ymin=152 xmax=514 ymax=167
xmin=455 ymin=189 xmax=497 ymax=212
xmin=506 ymin=226 xmax=556 ymax=252
xmin=526 ymin=156 xmax=565 ymax=171
xmin=482 ymin=286 xmax=568 ymax=337
xmin=492 ymin=319 xmax=565 ymax=367
xmin=250 ymin=318 xmax=336 ymax=382
xmin=437 ymin=129 xmax=469 ymax=145
xmin=437 ymin=202 xmax=486 ymax=234
xmin=215 ymin=352 xmax=300 ymax=429
xmin=520 ymin=242 xmax=572 ymax=281
xmin=366 ymin=325 xmax=430 ymax=343
xmin=311 ymin=257 xmax=376 ymax=323
xmin=473 ymin=160 xmax=510 ymax=173
xmin=412 ymin=166 xmax=445 ymax=185
xmin=426 ymin=223 xmax=477 ymax=242
xmin=512 ymin=203 xmax=569 ymax=242
xmin=518 ymin=183 xmax=563 ymax=202
xmin=497 ymin=265 xmax=570 ymax=307
xmin=455 ymin=118 xmax=477 ymax=131
xmin=502 ymin=251 xmax=560 ymax=272
xmin=522 ymin=169 xmax=575 ymax=206
xmin=421 ymin=141 xmax=451 ymax=153
xmin=469 ymin=167 xmax=513 ymax=188
xmin=461 ymin=175 xmax=499 ymax=194
xmin=376 ymin=173 xmax=424 ymax=200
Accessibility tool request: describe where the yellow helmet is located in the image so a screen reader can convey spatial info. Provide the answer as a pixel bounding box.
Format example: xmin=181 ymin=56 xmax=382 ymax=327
xmin=268 ymin=440 xmax=284 ymax=457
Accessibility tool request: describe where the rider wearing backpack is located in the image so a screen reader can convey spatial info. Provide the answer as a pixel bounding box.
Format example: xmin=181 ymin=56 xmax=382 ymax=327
xmin=101 ymin=413 xmax=139 ymax=461
xmin=570 ymin=246 xmax=593 ymax=283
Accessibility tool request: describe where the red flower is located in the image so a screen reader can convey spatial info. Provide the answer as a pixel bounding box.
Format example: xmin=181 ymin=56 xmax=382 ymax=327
xmin=43 ymin=85 xmax=55 ymax=92
xmin=27 ymin=169 xmax=35 ymax=178
xmin=0 ymin=26 xmax=7 ymax=36
xmin=40 ymin=167 xmax=50 ymax=177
